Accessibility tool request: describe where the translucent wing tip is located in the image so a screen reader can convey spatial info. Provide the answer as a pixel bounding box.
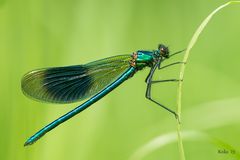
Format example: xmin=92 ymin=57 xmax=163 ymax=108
xmin=21 ymin=69 xmax=49 ymax=103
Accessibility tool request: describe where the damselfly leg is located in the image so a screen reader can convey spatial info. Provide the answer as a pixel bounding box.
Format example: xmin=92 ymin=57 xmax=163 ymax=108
xmin=145 ymin=59 xmax=185 ymax=120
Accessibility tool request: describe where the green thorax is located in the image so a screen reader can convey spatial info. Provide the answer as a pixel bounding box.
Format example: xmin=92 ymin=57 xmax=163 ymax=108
xmin=135 ymin=50 xmax=156 ymax=70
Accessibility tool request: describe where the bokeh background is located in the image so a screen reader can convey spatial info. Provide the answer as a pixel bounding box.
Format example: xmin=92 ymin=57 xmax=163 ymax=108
xmin=1 ymin=0 xmax=240 ymax=160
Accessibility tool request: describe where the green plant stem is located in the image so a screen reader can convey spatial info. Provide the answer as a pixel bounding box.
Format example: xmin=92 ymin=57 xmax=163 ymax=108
xmin=176 ymin=1 xmax=240 ymax=160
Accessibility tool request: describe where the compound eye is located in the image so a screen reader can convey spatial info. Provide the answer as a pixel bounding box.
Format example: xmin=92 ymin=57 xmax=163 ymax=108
xmin=160 ymin=47 xmax=165 ymax=53
xmin=158 ymin=44 xmax=169 ymax=58
xmin=158 ymin=44 xmax=167 ymax=52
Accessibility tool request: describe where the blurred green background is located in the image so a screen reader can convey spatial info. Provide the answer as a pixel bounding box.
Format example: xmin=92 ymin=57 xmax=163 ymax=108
xmin=1 ymin=0 xmax=240 ymax=160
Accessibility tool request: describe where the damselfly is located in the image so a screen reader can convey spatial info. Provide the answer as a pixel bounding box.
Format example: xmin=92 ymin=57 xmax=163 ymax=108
xmin=22 ymin=44 xmax=184 ymax=146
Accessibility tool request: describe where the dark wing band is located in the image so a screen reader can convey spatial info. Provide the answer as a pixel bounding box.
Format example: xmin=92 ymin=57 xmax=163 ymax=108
xmin=21 ymin=55 xmax=131 ymax=104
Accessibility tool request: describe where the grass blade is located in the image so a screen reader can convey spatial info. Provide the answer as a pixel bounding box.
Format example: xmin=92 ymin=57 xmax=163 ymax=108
xmin=176 ymin=1 xmax=240 ymax=159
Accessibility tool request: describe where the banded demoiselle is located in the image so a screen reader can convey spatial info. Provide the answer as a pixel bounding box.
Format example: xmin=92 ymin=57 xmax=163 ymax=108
xmin=22 ymin=44 xmax=184 ymax=146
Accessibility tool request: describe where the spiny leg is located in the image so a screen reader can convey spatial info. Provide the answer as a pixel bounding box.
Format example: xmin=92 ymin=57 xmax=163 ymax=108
xmin=145 ymin=61 xmax=184 ymax=83
xmin=145 ymin=81 xmax=179 ymax=119
xmin=145 ymin=63 xmax=179 ymax=120
xmin=145 ymin=60 xmax=159 ymax=83
xmin=152 ymin=61 xmax=185 ymax=83
xmin=159 ymin=61 xmax=185 ymax=70
xmin=151 ymin=79 xmax=183 ymax=84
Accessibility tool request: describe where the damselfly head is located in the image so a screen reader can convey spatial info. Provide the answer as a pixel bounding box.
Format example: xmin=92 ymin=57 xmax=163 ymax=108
xmin=158 ymin=44 xmax=169 ymax=58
